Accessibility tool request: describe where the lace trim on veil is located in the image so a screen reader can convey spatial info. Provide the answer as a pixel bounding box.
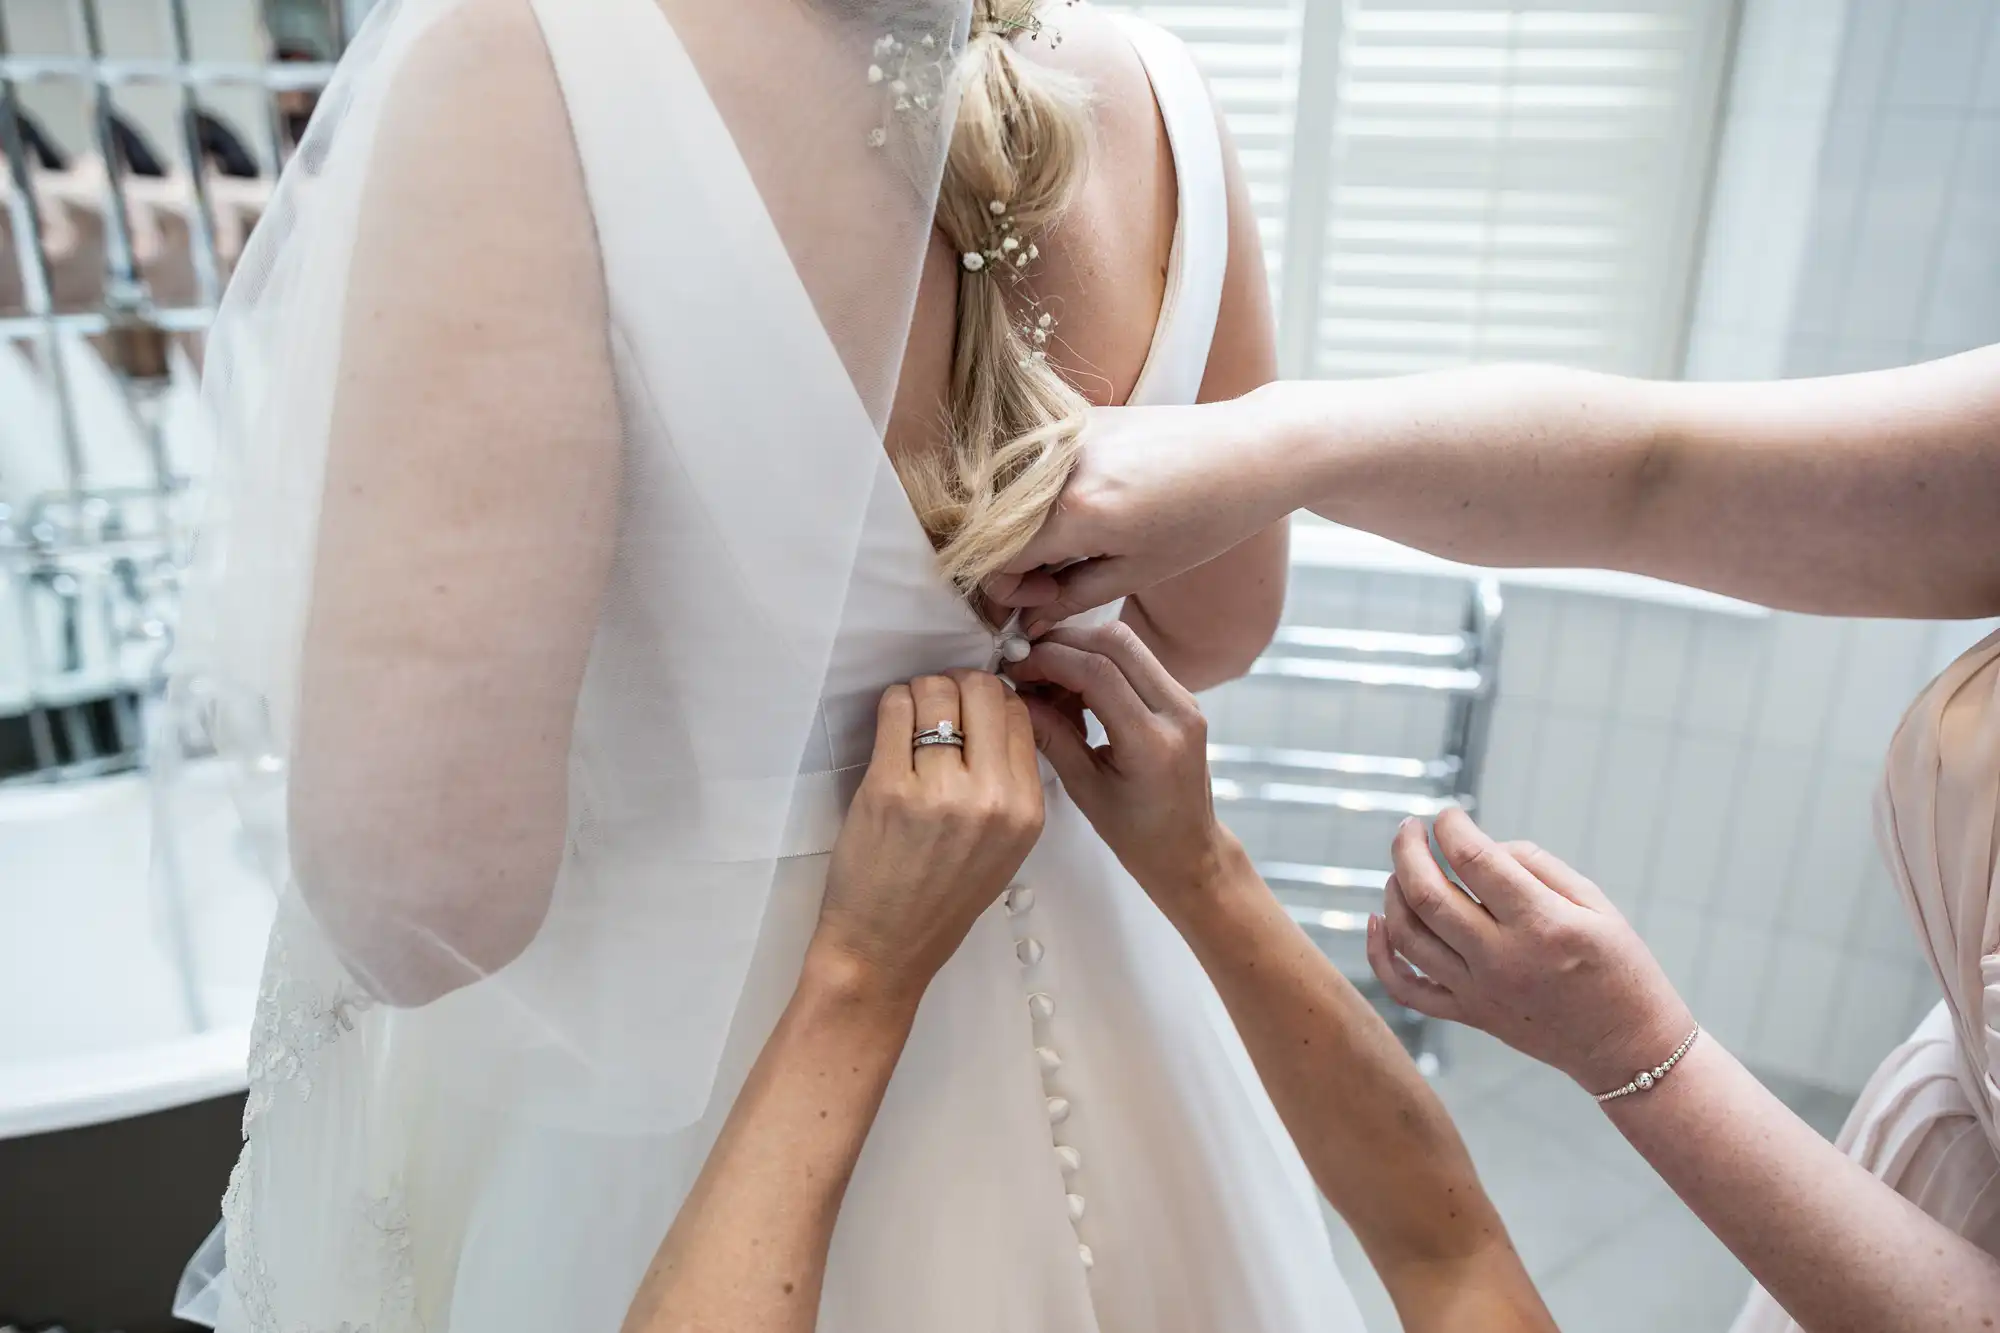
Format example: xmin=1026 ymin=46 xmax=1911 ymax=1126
xmin=220 ymin=940 xmax=418 ymax=1333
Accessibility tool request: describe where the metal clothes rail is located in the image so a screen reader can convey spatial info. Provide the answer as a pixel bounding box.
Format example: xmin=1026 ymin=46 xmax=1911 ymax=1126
xmin=0 ymin=0 xmax=347 ymax=784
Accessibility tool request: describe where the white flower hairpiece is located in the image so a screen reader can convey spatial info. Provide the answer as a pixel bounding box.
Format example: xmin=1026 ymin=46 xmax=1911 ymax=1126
xmin=1016 ymin=308 xmax=1057 ymax=369
xmin=962 ymin=200 xmax=1041 ymax=275
xmin=972 ymin=0 xmax=1080 ymax=48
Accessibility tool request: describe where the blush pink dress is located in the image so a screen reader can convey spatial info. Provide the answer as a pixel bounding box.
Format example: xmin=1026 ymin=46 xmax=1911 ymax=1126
xmin=1734 ymin=630 xmax=2000 ymax=1331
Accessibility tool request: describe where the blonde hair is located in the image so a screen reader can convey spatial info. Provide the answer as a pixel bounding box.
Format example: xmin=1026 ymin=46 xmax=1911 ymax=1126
xmin=898 ymin=0 xmax=1094 ymax=596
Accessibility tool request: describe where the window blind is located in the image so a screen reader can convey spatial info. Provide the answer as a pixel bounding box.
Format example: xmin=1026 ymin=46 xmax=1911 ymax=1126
xmin=1094 ymin=0 xmax=1738 ymax=379
xmin=1091 ymin=0 xmax=1310 ymax=291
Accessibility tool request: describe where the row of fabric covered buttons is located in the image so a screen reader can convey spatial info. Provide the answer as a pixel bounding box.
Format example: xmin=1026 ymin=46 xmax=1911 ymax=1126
xmin=1008 ymin=880 xmax=1093 ymax=1272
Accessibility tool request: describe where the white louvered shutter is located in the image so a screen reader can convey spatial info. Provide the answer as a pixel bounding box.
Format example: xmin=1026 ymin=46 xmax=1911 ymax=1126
xmin=1095 ymin=0 xmax=1737 ymax=380
xmin=1091 ymin=1 xmax=1310 ymax=292
xmin=1310 ymin=0 xmax=1736 ymax=378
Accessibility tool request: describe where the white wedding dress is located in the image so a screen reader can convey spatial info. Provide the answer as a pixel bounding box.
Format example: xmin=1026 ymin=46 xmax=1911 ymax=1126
xmin=169 ymin=2 xmax=1364 ymax=1330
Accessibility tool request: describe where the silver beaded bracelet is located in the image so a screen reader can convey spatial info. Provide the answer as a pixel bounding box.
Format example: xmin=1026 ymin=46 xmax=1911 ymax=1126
xmin=1593 ymin=1024 xmax=1702 ymax=1104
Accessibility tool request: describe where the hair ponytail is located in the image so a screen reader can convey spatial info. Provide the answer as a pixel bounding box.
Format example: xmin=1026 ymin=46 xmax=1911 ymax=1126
xmin=897 ymin=0 xmax=1094 ymax=596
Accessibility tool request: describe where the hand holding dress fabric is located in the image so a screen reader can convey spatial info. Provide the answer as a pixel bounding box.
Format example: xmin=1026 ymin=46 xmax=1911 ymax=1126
xmin=817 ymin=670 xmax=1045 ymax=1007
xmin=985 ymin=401 xmax=1296 ymax=635
xmin=623 ymin=669 xmax=1045 ymax=1333
xmin=1010 ymin=624 xmax=1560 ymax=1333
xmin=1368 ymin=809 xmax=1695 ymax=1095
xmin=1006 ymin=621 xmax=1230 ymax=919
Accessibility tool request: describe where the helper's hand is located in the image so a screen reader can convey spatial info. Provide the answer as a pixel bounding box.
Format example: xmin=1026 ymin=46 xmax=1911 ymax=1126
xmin=815 ymin=670 xmax=1044 ymax=1008
xmin=1007 ymin=622 xmax=1237 ymax=919
xmin=1368 ymin=810 xmax=1695 ymax=1095
xmin=985 ymin=401 xmax=1294 ymax=635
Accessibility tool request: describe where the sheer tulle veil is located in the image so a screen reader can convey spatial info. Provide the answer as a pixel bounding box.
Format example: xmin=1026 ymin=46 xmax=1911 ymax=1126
xmin=158 ymin=0 xmax=973 ymax=1326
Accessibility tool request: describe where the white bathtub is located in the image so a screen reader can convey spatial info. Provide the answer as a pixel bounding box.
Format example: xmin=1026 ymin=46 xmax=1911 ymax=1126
xmin=0 ymin=762 xmax=271 ymax=1140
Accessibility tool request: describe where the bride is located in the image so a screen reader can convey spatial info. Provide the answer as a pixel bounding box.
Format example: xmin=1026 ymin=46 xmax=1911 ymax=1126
xmin=168 ymin=0 xmax=1363 ymax=1329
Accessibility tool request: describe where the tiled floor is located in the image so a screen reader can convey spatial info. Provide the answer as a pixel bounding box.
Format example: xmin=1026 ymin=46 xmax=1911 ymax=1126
xmin=1322 ymin=1025 xmax=1854 ymax=1333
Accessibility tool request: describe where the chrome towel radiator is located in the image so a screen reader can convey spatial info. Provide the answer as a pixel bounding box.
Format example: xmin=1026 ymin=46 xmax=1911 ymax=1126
xmin=1208 ymin=568 xmax=1503 ymax=1070
xmin=0 ymin=0 xmax=353 ymax=786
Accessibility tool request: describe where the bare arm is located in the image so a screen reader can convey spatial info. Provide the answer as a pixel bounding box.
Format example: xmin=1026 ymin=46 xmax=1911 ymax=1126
xmin=1276 ymin=350 xmax=2000 ymax=617
xmin=1005 ymin=345 xmax=2000 ymax=626
xmin=621 ymin=948 xmax=913 ymax=1333
xmin=1374 ymin=809 xmax=2000 ymax=1333
xmin=624 ymin=672 xmax=1044 ymax=1333
xmin=288 ymin=1 xmax=620 ymax=1003
xmin=1609 ymin=1038 xmax=2000 ymax=1332
xmin=1120 ymin=89 xmax=1287 ymax=690
xmin=1175 ymin=845 xmax=1555 ymax=1333
xmin=1012 ymin=624 xmax=1553 ymax=1333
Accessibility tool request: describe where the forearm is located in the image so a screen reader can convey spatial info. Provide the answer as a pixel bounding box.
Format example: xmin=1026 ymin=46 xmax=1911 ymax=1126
xmin=1244 ymin=347 xmax=2000 ymax=618
xmin=622 ymin=946 xmax=914 ymax=1333
xmin=1244 ymin=365 xmax=1659 ymax=574
xmin=1168 ymin=838 xmax=1546 ymax=1330
xmin=1123 ymin=522 xmax=1288 ymax=691
xmin=1604 ymin=1035 xmax=2000 ymax=1332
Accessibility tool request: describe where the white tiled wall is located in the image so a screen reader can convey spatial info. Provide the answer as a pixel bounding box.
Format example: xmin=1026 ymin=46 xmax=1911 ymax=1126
xmin=1218 ymin=0 xmax=2000 ymax=1097
xmin=1681 ymin=0 xmax=2000 ymax=1089
xmin=1206 ymin=569 xmax=1957 ymax=1096
xmin=1478 ymin=593 xmax=1949 ymax=1092
xmin=1689 ymin=0 xmax=2000 ymax=377
xmin=1682 ymin=0 xmax=1851 ymax=382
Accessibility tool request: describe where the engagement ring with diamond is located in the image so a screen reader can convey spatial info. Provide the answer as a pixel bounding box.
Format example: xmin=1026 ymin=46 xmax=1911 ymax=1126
xmin=914 ymin=720 xmax=965 ymax=749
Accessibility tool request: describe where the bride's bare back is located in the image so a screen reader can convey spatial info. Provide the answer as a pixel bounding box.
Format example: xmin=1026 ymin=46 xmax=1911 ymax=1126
xmin=896 ymin=9 xmax=1211 ymax=434
xmin=891 ymin=6 xmax=1284 ymax=672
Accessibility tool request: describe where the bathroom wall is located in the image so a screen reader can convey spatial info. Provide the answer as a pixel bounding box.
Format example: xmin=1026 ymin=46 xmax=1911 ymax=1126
xmin=1207 ymin=564 xmax=1955 ymax=1094
xmin=1216 ymin=0 xmax=2000 ymax=1096
xmin=1493 ymin=0 xmax=2000 ymax=1092
xmin=1687 ymin=0 xmax=2000 ymax=382
xmin=1668 ymin=0 xmax=2000 ymax=1088
xmin=1475 ymin=594 xmax=1949 ymax=1092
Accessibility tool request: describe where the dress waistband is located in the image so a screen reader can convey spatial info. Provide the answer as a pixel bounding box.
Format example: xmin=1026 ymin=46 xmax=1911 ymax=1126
xmin=779 ymin=758 xmax=1061 ymax=859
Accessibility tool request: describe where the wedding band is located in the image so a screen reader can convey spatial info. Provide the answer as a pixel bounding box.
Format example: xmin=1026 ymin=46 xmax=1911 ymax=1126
xmin=914 ymin=720 xmax=965 ymax=749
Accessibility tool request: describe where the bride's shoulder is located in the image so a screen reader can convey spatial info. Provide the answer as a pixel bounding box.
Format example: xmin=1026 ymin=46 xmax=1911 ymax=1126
xmin=388 ymin=0 xmax=556 ymax=97
xmin=359 ymin=0 xmax=581 ymax=214
xmin=342 ymin=0 xmax=599 ymax=315
xmin=1014 ymin=5 xmax=1161 ymax=146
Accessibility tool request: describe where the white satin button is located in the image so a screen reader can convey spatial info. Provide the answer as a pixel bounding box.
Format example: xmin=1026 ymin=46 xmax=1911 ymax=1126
xmin=1066 ymin=1193 xmax=1086 ymax=1221
xmin=1028 ymin=992 xmax=1055 ymax=1021
xmin=1005 ymin=884 xmax=1035 ymax=915
xmin=1055 ymin=1144 xmax=1082 ymax=1175
xmin=1017 ymin=938 xmax=1045 ymax=966
xmin=1035 ymin=1045 xmax=1063 ymax=1074
xmin=1047 ymin=1096 xmax=1071 ymax=1125
xmin=1000 ymin=633 xmax=1032 ymax=663
xmin=1077 ymin=1243 xmax=1095 ymax=1270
